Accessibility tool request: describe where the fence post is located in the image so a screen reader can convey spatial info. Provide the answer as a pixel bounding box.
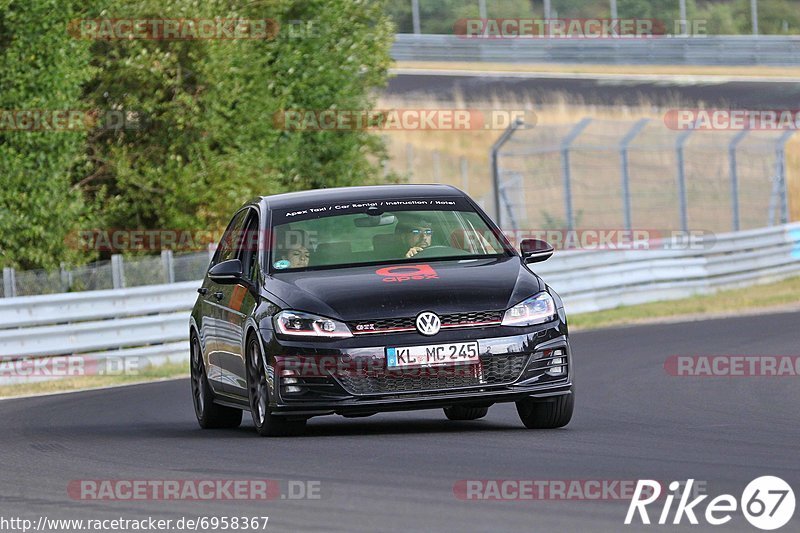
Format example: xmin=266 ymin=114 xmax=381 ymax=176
xmin=460 ymin=157 xmax=469 ymax=193
xmin=619 ymin=118 xmax=650 ymax=232
xmin=432 ymin=150 xmax=441 ymax=183
xmin=491 ymin=117 xmax=525 ymax=225
xmin=59 ymin=262 xmax=72 ymax=292
xmin=676 ymin=130 xmax=693 ymax=232
xmin=406 ymin=143 xmax=414 ymax=179
xmin=161 ymin=250 xmax=175 ymax=284
xmin=411 ymin=0 xmax=421 ymax=34
xmin=111 ymin=254 xmax=126 ymax=289
xmin=773 ymin=131 xmax=795 ymax=225
xmin=561 ymin=118 xmax=593 ymax=230
xmin=2 ymin=267 xmax=16 ymax=298
xmin=728 ymin=130 xmax=750 ymax=231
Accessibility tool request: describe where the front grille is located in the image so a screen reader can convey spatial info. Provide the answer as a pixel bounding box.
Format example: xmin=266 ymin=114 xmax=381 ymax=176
xmin=349 ymin=310 xmax=503 ymax=335
xmin=332 ymin=354 xmax=529 ymax=396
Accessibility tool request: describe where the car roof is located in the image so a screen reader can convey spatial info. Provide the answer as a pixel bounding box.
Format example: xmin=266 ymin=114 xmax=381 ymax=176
xmin=259 ymin=184 xmax=466 ymax=210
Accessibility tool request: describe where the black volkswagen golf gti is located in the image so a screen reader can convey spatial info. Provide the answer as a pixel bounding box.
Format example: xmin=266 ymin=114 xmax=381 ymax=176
xmin=190 ymin=184 xmax=573 ymax=436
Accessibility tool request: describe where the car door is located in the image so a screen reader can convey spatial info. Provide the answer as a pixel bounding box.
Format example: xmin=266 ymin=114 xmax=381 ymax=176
xmin=215 ymin=208 xmax=260 ymax=395
xmin=204 ymin=209 xmax=249 ymax=391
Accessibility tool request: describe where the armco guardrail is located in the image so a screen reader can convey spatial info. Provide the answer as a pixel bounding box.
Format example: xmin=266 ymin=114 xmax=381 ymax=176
xmin=391 ymin=34 xmax=800 ymax=66
xmin=1 ymin=224 xmax=799 ymax=385
xmin=534 ymin=223 xmax=800 ymax=312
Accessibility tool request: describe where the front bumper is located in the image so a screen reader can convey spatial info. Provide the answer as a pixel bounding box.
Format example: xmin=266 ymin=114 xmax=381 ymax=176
xmin=262 ymin=319 xmax=573 ymax=417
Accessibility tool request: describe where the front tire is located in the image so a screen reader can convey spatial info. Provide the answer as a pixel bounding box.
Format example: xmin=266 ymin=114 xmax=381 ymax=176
xmin=443 ymin=405 xmax=489 ymax=421
xmin=516 ymin=391 xmax=574 ymax=429
xmin=246 ymin=336 xmax=306 ymax=437
xmin=190 ymin=333 xmax=242 ymax=429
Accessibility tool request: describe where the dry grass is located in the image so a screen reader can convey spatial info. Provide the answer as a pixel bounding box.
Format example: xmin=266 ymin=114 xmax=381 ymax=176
xmin=788 ymin=135 xmax=800 ymax=222
xmin=0 ymin=361 xmax=188 ymax=399
xmin=570 ymin=276 xmax=800 ymax=330
xmin=377 ymin=91 xmax=800 ymax=223
xmin=394 ymin=61 xmax=800 ymax=79
xmin=378 ymin=93 xmax=662 ymax=204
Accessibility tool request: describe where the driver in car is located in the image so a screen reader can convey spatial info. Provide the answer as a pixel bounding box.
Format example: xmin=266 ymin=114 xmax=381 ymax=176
xmin=395 ymin=215 xmax=433 ymax=258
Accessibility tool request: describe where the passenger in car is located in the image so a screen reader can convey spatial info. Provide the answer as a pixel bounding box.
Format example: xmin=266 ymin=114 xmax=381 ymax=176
xmin=274 ymin=228 xmax=311 ymax=268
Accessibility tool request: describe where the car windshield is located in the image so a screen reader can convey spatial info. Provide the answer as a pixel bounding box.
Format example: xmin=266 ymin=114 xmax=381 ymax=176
xmin=269 ymin=198 xmax=508 ymax=272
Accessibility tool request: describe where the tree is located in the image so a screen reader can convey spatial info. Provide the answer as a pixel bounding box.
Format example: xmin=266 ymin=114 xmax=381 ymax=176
xmin=77 ymin=0 xmax=396 ymax=246
xmin=0 ymin=0 xmax=93 ymax=269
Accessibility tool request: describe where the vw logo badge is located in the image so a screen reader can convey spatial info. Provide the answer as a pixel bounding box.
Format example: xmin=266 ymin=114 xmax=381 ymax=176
xmin=416 ymin=312 xmax=441 ymax=336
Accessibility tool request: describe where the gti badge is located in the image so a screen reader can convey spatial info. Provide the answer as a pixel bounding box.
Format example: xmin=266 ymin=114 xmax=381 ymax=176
xmin=416 ymin=311 xmax=441 ymax=336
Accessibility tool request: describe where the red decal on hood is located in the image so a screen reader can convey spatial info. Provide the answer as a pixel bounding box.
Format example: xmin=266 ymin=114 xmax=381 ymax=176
xmin=375 ymin=264 xmax=439 ymax=283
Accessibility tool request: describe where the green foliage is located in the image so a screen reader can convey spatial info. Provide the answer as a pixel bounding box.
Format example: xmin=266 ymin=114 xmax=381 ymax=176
xmin=81 ymin=0 xmax=395 ymax=240
xmin=0 ymin=0 xmax=93 ymax=269
xmin=1 ymin=0 xmax=394 ymax=268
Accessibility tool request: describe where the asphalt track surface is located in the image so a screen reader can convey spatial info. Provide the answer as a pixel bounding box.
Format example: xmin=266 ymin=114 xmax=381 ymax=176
xmin=1 ymin=311 xmax=798 ymax=532
xmin=388 ymin=73 xmax=800 ymax=108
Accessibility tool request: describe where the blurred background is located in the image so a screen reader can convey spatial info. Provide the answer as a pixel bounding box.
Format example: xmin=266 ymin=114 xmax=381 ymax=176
xmin=1 ymin=0 xmax=799 ymax=297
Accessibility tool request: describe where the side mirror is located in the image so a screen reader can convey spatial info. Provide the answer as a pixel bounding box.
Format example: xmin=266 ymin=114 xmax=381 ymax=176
xmin=520 ymin=239 xmax=554 ymax=264
xmin=208 ymin=258 xmax=243 ymax=284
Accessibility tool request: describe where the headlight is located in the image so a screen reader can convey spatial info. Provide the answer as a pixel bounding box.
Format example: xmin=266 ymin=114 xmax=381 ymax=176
xmin=275 ymin=310 xmax=353 ymax=338
xmin=501 ymin=292 xmax=556 ymax=326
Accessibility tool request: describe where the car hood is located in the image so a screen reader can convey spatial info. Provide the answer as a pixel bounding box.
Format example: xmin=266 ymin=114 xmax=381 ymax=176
xmin=264 ymin=256 xmax=542 ymax=321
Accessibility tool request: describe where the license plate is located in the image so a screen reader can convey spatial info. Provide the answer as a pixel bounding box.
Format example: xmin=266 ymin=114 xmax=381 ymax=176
xmin=386 ymin=341 xmax=479 ymax=369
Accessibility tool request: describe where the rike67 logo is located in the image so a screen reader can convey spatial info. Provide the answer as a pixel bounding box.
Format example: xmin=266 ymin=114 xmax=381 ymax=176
xmin=626 ymin=477 xmax=795 ymax=530
xmin=375 ymin=264 xmax=438 ymax=283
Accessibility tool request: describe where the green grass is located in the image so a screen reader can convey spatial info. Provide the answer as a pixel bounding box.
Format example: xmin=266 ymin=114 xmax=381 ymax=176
xmin=0 ymin=360 xmax=188 ymax=399
xmin=570 ymin=275 xmax=800 ymax=330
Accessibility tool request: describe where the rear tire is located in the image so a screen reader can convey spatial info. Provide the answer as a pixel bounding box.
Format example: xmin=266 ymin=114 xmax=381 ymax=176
xmin=246 ymin=336 xmax=307 ymax=437
xmin=516 ymin=391 xmax=574 ymax=429
xmin=443 ymin=405 xmax=489 ymax=421
xmin=190 ymin=333 xmax=242 ymax=429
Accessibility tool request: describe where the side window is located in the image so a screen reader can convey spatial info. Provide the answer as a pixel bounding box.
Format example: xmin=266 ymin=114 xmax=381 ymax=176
xmin=237 ymin=213 xmax=260 ymax=282
xmin=212 ymin=210 xmax=248 ymax=267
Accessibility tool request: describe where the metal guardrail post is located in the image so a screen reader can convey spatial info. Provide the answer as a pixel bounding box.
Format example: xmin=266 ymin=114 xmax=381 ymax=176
xmin=111 ymin=254 xmax=126 ymax=289
xmin=560 ymin=118 xmax=593 ymax=231
xmin=2 ymin=267 xmax=16 ymax=298
xmin=491 ymin=117 xmax=525 ymax=225
xmin=161 ymin=250 xmax=175 ymax=284
xmin=619 ymin=119 xmax=650 ymax=232
xmin=728 ymin=130 xmax=750 ymax=231
xmin=676 ymin=130 xmax=694 ymax=232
